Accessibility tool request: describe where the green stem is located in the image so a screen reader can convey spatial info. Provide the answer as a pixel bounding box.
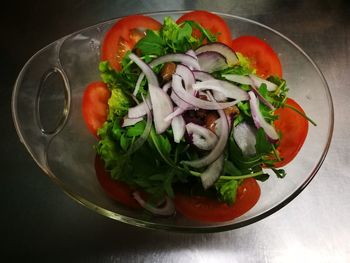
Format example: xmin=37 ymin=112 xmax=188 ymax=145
xmin=219 ymin=170 xmax=264 ymax=180
xmin=284 ymin=103 xmax=317 ymax=126
xmin=149 ymin=129 xmax=174 ymax=168
xmin=149 ymin=129 xmax=187 ymax=173
xmin=273 ymin=80 xmax=286 ymax=96
xmin=271 ymin=144 xmax=281 ymax=162
xmin=189 ymin=171 xmax=201 ymax=177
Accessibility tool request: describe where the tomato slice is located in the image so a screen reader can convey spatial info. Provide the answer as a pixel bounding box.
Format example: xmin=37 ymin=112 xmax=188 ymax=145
xmin=176 ymin=11 xmax=232 ymax=46
xmin=101 ymin=15 xmax=161 ymax=71
xmin=274 ymin=98 xmax=308 ymax=167
xmin=231 ymin=35 xmax=282 ymax=78
xmin=95 ymin=156 xmax=141 ymax=208
xmin=82 ymin=82 xmax=110 ymax=137
xmin=174 ymin=178 xmax=260 ymax=222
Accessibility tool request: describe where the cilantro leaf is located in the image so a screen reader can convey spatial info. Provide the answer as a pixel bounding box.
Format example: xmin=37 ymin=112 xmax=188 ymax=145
xmin=215 ymin=179 xmax=240 ymax=205
xmin=135 ymin=30 xmax=166 ymax=56
xmin=255 ymin=128 xmax=273 ymax=155
xmin=126 ymin=121 xmax=146 ymax=137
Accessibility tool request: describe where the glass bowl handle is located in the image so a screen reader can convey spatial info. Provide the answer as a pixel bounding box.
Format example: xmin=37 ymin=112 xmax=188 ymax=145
xmin=12 ymin=41 xmax=71 ymax=170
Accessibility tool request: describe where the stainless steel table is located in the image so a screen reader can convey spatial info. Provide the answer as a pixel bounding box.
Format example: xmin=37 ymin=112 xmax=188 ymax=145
xmin=2 ymin=0 xmax=349 ymax=261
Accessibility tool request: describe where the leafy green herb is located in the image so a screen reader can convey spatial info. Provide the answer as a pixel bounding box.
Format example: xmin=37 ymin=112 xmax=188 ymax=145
xmin=107 ymin=88 xmax=131 ymax=119
xmin=135 ymin=17 xmax=217 ymax=57
xmin=255 ymin=128 xmax=273 ymax=154
xmin=215 ymin=179 xmax=240 ymax=204
xmin=126 ymin=121 xmax=146 ymax=137
xmin=95 ymin=16 xmax=294 ymax=207
xmin=135 ymin=30 xmax=166 ymax=56
xmin=236 ymin=52 xmax=256 ymax=74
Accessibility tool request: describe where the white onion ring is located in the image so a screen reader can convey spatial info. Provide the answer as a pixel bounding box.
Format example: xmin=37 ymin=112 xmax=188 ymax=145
xmin=175 ymin=64 xmax=196 ymax=94
xmin=122 ymin=117 xmax=143 ymax=127
xmin=249 ymin=74 xmax=277 ymax=91
xmin=192 ymin=79 xmax=249 ymax=101
xmin=195 ymin=42 xmax=239 ymax=66
xmin=222 ymin=74 xmax=252 ymax=85
xmin=132 ymin=192 xmax=175 ymax=216
xmin=133 ymin=53 xmax=200 ymax=96
xmin=127 ymin=96 xmax=151 ymax=119
xmin=233 ymin=122 xmax=257 ymax=156
xmin=172 ymin=114 xmax=186 ymax=143
xmin=126 ymin=94 xmax=153 ymax=155
xmin=248 ymin=91 xmax=279 ymax=142
xmin=201 ymin=155 xmax=224 ymax=189
xmin=222 ymin=74 xmax=275 ymax=109
xmin=186 ymin=123 xmax=218 ymax=150
xmin=182 ymin=92 xmax=230 ymax=168
xmin=129 ymin=53 xmax=173 ymax=134
xmin=172 ymin=74 xmax=238 ymax=110
xmin=193 ymin=70 xmax=214 ymax=81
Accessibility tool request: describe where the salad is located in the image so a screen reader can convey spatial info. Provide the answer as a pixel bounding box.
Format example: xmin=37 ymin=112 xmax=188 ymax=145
xmin=82 ymin=11 xmax=312 ymax=222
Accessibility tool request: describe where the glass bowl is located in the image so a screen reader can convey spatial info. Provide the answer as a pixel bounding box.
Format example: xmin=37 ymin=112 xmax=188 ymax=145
xmin=11 ymin=11 xmax=334 ymax=232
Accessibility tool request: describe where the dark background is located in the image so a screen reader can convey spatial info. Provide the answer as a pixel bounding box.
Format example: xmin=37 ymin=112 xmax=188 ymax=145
xmin=1 ymin=0 xmax=349 ymax=262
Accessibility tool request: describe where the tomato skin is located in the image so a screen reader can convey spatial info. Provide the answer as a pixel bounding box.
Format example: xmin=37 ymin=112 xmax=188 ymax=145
xmin=82 ymin=82 xmax=110 ymax=137
xmin=101 ymin=15 xmax=161 ymax=71
xmin=176 ymin=10 xmax=232 ymax=46
xmin=174 ymin=178 xmax=260 ymax=222
xmin=231 ymin=35 xmax=282 ymax=78
xmin=274 ymin=98 xmax=308 ymax=167
xmin=95 ymin=156 xmax=141 ymax=208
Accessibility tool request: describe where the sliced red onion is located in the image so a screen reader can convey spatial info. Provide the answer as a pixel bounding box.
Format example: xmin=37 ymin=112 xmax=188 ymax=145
xmin=128 ymin=96 xmax=151 ymax=119
xmin=162 ymin=82 xmax=171 ymax=93
xmin=222 ymin=74 xmax=275 ymax=110
xmin=169 ymin=66 xmax=196 ymax=112
xmin=201 ymin=155 xmax=224 ymax=189
xmin=248 ymin=91 xmax=279 ymax=142
xmin=213 ymin=91 xmax=229 ymax=102
xmin=149 ymin=53 xmax=200 ymax=69
xmin=172 ymin=74 xmax=238 ymax=110
xmin=122 ymin=117 xmax=143 ymax=127
xmin=164 ymin=107 xmax=185 ymax=122
xmin=171 ymin=114 xmax=186 ymax=143
xmin=195 ymin=42 xmax=239 ymax=66
xmin=249 ymin=84 xmax=275 ymax=110
xmin=182 ymin=93 xmax=230 ymax=168
xmin=149 ymin=84 xmax=173 ymax=134
xmin=129 ymin=53 xmax=159 ymax=86
xmin=192 ymin=79 xmax=249 ymax=101
xmin=132 ymin=192 xmax=175 ymax=216
xmin=126 ymin=94 xmax=153 ymax=155
xmin=233 ymin=122 xmax=257 ymax=156
xmin=197 ymin=51 xmax=228 ymax=73
xmin=193 ymin=70 xmax=214 ymax=81
xmin=129 ymin=53 xmax=173 ymax=134
xmin=186 ymin=123 xmax=218 ymax=150
xmin=249 ymin=74 xmax=277 ymax=91
xmin=175 ymin=64 xmax=195 ymax=93
xmin=133 ymin=73 xmax=144 ymax=96
xmin=133 ymin=53 xmax=200 ymax=96
xmin=185 ymin=49 xmax=197 ymax=59
xmin=170 ymin=91 xmax=192 ymax=110
xmin=222 ymin=74 xmax=252 ymax=85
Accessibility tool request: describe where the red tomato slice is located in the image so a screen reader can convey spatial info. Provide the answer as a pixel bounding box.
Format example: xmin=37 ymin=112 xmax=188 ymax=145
xmin=231 ymin=35 xmax=282 ymax=78
xmin=95 ymin=156 xmax=141 ymax=209
xmin=174 ymin=178 xmax=260 ymax=222
xmin=101 ymin=15 xmax=161 ymax=71
xmin=274 ymin=98 xmax=308 ymax=167
xmin=82 ymin=82 xmax=110 ymax=137
xmin=176 ymin=11 xmax=232 ymax=46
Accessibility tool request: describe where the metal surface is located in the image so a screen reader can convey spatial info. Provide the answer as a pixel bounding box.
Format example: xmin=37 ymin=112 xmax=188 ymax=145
xmin=1 ymin=0 xmax=349 ymax=261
